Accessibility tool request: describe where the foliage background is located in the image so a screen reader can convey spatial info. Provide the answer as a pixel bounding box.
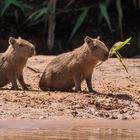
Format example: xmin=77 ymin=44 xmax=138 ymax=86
xmin=0 ymin=0 xmax=140 ymax=57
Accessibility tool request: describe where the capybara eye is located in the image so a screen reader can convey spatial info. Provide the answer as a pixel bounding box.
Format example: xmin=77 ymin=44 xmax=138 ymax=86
xmin=19 ymin=44 xmax=23 ymax=47
xmin=94 ymin=45 xmax=97 ymax=49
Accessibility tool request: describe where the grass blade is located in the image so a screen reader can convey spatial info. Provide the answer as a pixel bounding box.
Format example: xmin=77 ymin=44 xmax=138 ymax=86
xmin=27 ymin=18 xmax=44 ymax=27
xmin=33 ymin=6 xmax=50 ymax=21
xmin=98 ymin=0 xmax=110 ymax=25
xmin=0 ymin=0 xmax=31 ymax=16
xmin=69 ymin=8 xmax=88 ymax=40
xmin=99 ymin=2 xmax=112 ymax=30
xmin=0 ymin=0 xmax=11 ymax=16
xmin=109 ymin=37 xmax=132 ymax=73
xmin=114 ymin=51 xmax=128 ymax=73
xmin=113 ymin=37 xmax=132 ymax=52
xmin=25 ymin=5 xmax=50 ymax=26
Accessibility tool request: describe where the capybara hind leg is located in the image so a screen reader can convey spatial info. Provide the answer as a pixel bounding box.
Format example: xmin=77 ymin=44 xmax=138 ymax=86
xmin=0 ymin=78 xmax=9 ymax=88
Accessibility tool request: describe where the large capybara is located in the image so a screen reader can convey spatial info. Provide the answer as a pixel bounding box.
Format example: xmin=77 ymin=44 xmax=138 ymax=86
xmin=0 ymin=37 xmax=35 ymax=90
xmin=39 ymin=36 xmax=109 ymax=92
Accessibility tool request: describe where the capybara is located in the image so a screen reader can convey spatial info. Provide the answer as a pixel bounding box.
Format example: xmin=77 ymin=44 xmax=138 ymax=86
xmin=39 ymin=36 xmax=109 ymax=92
xmin=0 ymin=37 xmax=35 ymax=90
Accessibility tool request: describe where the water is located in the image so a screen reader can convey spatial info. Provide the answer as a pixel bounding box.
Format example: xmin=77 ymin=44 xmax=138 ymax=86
xmin=0 ymin=129 xmax=140 ymax=140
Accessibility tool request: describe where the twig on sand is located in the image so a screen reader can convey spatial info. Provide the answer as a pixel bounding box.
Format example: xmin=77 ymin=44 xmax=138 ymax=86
xmin=26 ymin=66 xmax=41 ymax=73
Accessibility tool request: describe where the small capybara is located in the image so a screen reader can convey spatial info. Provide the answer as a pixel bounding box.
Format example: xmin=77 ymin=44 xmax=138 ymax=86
xmin=0 ymin=37 xmax=35 ymax=90
xmin=39 ymin=36 xmax=109 ymax=92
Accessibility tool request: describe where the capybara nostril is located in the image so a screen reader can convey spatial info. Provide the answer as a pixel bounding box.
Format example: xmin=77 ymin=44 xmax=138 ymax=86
xmin=31 ymin=46 xmax=35 ymax=51
xmin=104 ymin=52 xmax=109 ymax=59
xmin=104 ymin=53 xmax=108 ymax=57
xmin=30 ymin=46 xmax=36 ymax=56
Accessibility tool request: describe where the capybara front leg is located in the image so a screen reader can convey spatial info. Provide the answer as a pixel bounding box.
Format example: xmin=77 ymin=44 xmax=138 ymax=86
xmin=85 ymin=74 xmax=94 ymax=92
xmin=73 ymin=75 xmax=81 ymax=92
xmin=18 ymin=72 xmax=29 ymax=90
xmin=9 ymin=73 xmax=19 ymax=90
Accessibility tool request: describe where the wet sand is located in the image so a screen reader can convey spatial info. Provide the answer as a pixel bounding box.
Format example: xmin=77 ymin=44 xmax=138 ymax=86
xmin=0 ymin=117 xmax=140 ymax=140
xmin=0 ymin=116 xmax=140 ymax=130
xmin=0 ymin=128 xmax=139 ymax=140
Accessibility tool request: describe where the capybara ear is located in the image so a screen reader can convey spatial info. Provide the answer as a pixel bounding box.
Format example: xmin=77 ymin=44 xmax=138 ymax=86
xmin=93 ymin=39 xmax=97 ymax=47
xmin=84 ymin=36 xmax=92 ymax=44
xmin=97 ymin=36 xmax=100 ymax=40
xmin=9 ymin=37 xmax=16 ymax=45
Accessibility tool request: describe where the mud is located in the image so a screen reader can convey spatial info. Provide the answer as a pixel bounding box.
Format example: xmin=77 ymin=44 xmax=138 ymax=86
xmin=0 ymin=56 xmax=139 ymax=120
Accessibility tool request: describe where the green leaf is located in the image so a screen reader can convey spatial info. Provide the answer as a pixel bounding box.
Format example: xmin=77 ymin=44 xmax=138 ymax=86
xmin=99 ymin=2 xmax=112 ymax=30
xmin=116 ymin=0 xmax=123 ymax=37
xmin=114 ymin=51 xmax=128 ymax=73
xmin=1 ymin=0 xmax=11 ymax=16
xmin=0 ymin=0 xmax=31 ymax=16
xmin=98 ymin=0 xmax=109 ymax=25
xmin=27 ymin=18 xmax=44 ymax=27
xmin=69 ymin=8 xmax=88 ymax=40
xmin=109 ymin=37 xmax=132 ymax=73
xmin=25 ymin=5 xmax=50 ymax=26
xmin=33 ymin=6 xmax=50 ymax=21
xmin=113 ymin=37 xmax=132 ymax=53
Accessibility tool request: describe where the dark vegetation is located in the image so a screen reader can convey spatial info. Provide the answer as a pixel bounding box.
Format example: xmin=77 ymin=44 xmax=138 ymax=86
xmin=0 ymin=0 xmax=140 ymax=57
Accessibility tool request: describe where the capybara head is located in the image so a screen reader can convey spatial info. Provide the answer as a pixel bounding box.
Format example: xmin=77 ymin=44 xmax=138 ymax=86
xmin=84 ymin=36 xmax=109 ymax=61
xmin=8 ymin=37 xmax=35 ymax=58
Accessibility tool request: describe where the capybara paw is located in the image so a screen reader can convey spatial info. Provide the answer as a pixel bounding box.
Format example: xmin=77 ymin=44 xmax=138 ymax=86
xmin=25 ymin=83 xmax=30 ymax=87
xmin=11 ymin=86 xmax=19 ymax=90
xmin=75 ymin=89 xmax=82 ymax=93
xmin=88 ymin=89 xmax=94 ymax=92
xmin=23 ymin=86 xmax=29 ymax=90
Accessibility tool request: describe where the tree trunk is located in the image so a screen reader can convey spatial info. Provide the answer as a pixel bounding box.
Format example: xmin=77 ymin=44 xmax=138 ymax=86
xmin=47 ymin=0 xmax=57 ymax=53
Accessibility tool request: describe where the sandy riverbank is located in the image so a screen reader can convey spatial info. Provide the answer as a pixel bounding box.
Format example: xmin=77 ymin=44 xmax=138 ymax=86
xmin=0 ymin=56 xmax=139 ymax=120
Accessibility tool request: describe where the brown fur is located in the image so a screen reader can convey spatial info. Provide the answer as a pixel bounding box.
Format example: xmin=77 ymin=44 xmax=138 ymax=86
xmin=0 ymin=37 xmax=35 ymax=90
xmin=39 ymin=36 xmax=109 ymax=92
